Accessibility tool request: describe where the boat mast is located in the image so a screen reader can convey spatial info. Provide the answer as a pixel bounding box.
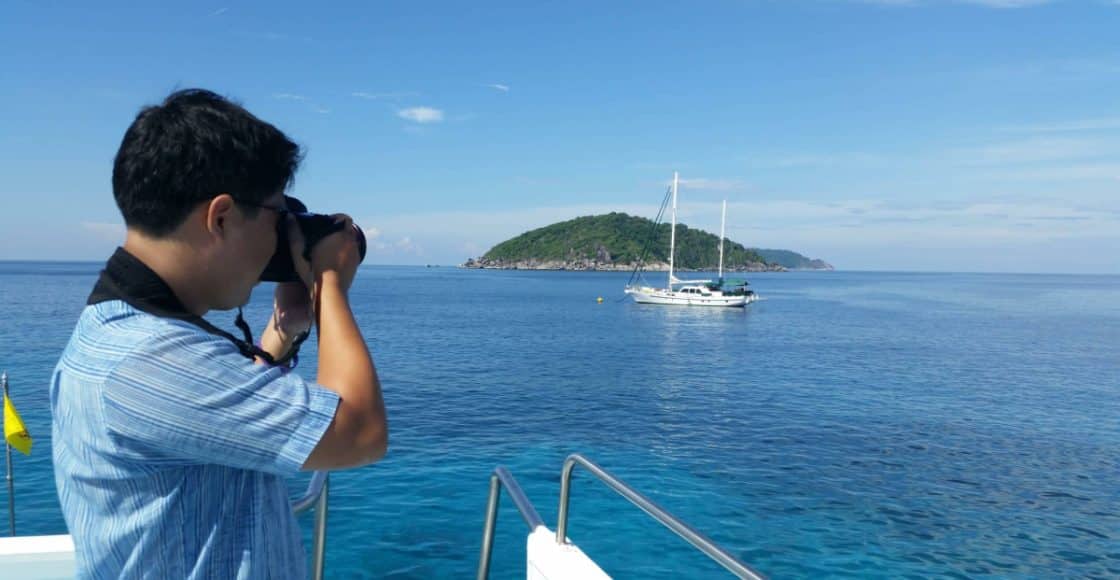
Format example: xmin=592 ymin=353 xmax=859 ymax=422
xmin=668 ymin=172 xmax=678 ymax=288
xmin=718 ymin=199 xmax=726 ymax=280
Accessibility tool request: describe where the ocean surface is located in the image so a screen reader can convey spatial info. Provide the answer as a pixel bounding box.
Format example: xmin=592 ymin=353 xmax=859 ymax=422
xmin=1 ymin=262 xmax=1118 ymax=579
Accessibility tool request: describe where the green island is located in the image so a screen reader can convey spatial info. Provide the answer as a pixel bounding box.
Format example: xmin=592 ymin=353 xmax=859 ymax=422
xmin=461 ymin=212 xmax=832 ymax=272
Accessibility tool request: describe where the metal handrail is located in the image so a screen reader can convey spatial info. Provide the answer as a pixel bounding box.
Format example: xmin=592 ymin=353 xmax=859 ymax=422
xmin=2 ymin=372 xmax=16 ymax=537
xmin=557 ymin=454 xmax=766 ymax=580
xmin=292 ymin=471 xmax=330 ymax=580
xmin=292 ymin=471 xmax=328 ymax=514
xmin=477 ymin=466 xmax=545 ymax=580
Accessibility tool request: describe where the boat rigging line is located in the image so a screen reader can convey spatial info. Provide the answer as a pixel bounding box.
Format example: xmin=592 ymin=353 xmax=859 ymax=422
xmin=623 ymin=185 xmax=674 ymax=292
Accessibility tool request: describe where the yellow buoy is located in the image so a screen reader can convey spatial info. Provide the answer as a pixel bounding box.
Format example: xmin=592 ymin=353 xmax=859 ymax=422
xmin=596 ymin=296 xmax=603 ymax=303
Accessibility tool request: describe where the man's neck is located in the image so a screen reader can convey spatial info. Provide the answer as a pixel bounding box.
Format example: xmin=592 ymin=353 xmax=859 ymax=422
xmin=122 ymin=232 xmax=211 ymax=316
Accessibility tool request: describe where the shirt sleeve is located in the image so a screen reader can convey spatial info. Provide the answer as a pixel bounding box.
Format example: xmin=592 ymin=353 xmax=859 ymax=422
xmin=101 ymin=322 xmax=340 ymax=475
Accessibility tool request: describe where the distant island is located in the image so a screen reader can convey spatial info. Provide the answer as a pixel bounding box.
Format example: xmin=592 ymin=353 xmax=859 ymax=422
xmin=751 ymin=248 xmax=833 ymax=271
xmin=461 ymin=212 xmax=833 ymax=272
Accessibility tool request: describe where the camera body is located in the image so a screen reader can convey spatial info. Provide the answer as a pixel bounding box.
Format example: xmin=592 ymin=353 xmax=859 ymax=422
xmin=259 ymin=196 xmax=368 ymax=282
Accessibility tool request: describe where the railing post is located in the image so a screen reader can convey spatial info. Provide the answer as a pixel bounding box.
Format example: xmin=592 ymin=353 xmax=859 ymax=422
xmin=555 ymin=456 xmax=578 ymax=544
xmin=3 ymin=372 xmax=14 ymax=537
xmin=310 ymin=475 xmax=329 ymax=580
xmin=477 ymin=473 xmax=502 ymax=580
xmin=477 ymin=467 xmax=545 ymax=580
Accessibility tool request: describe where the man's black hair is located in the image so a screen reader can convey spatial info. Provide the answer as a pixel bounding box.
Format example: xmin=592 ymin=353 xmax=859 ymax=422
xmin=112 ymin=88 xmax=302 ymax=237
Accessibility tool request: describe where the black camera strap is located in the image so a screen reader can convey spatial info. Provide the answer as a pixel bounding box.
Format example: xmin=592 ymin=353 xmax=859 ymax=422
xmin=233 ymin=306 xmax=309 ymax=366
xmin=88 ymin=247 xmax=305 ymax=366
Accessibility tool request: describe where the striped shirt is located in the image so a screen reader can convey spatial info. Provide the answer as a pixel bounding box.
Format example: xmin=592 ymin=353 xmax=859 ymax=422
xmin=51 ymin=295 xmax=340 ymax=579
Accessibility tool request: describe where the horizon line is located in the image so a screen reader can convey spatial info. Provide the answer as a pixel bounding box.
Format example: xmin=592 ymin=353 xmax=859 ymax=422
xmin=0 ymin=259 xmax=1117 ymax=276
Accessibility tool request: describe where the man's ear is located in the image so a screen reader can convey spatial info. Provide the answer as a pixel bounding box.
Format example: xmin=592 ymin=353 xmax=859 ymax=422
xmin=206 ymin=194 xmax=236 ymax=237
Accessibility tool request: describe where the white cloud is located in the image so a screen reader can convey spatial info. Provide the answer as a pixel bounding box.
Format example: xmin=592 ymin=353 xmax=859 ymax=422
xmin=982 ymin=162 xmax=1120 ymax=181
xmin=974 ymin=58 xmax=1120 ymax=82
xmin=1000 ymin=117 xmax=1120 ymax=133
xmin=363 ymin=226 xmax=388 ymax=250
xmin=674 ymin=178 xmax=749 ymax=192
xmin=272 ymin=93 xmax=332 ymax=114
xmin=719 ymin=199 xmax=1119 ymax=246
xmin=951 ymin=137 xmax=1107 ymax=165
xmin=251 ymin=31 xmax=314 ymax=42
xmin=957 ymin=0 xmax=1051 ymax=6
xmin=628 ymin=162 xmax=692 ymax=171
xmin=461 ymin=241 xmax=484 ymax=257
xmin=272 ymin=93 xmax=308 ymax=101
xmin=747 ymin=152 xmax=887 ymax=169
xmin=398 ymin=107 xmax=444 ymax=124
xmin=859 ymin=0 xmax=920 ymax=5
xmin=91 ymin=88 xmax=132 ymax=100
xmin=485 ymin=83 xmax=510 ymax=93
xmin=860 ymin=0 xmax=1051 ymax=6
xmin=358 ymin=226 xmax=425 ymax=255
xmin=82 ymin=221 xmax=125 ymax=242
xmin=351 ymin=91 xmax=420 ymax=100
xmin=209 ymin=7 xmax=228 ymax=16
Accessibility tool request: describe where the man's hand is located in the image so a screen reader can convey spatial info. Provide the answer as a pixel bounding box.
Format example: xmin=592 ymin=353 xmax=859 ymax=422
xmin=272 ymin=281 xmax=312 ymax=339
xmin=257 ymin=281 xmax=312 ymax=364
xmin=286 ymin=214 xmax=361 ymax=295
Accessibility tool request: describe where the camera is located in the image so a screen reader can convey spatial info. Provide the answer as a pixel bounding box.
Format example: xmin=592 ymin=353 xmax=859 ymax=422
xmin=260 ymin=196 xmax=368 ymax=282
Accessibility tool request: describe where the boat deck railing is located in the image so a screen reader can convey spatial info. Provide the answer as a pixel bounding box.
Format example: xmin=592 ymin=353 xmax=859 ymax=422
xmin=477 ymin=453 xmax=766 ymax=579
xmin=291 ymin=471 xmax=330 ymax=580
xmin=477 ymin=467 xmax=545 ymax=580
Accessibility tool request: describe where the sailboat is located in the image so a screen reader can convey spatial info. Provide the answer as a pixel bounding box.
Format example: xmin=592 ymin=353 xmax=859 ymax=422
xmin=624 ymin=172 xmax=757 ymax=307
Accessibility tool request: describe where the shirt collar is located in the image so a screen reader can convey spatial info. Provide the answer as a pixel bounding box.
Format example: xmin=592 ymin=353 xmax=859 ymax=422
xmin=87 ymin=247 xmax=269 ymax=362
xmin=88 ymin=247 xmax=193 ymax=317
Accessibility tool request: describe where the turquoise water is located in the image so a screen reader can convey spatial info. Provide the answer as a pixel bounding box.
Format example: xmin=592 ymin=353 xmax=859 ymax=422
xmin=1 ymin=263 xmax=1118 ymax=578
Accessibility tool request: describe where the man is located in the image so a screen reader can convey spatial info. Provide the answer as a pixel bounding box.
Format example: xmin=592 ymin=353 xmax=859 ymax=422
xmin=50 ymin=89 xmax=388 ymax=579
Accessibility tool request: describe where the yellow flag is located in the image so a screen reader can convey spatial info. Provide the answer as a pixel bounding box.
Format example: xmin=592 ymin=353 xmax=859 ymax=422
xmin=3 ymin=394 xmax=32 ymax=456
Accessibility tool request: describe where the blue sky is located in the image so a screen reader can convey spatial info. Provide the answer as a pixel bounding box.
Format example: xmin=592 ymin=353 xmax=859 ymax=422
xmin=2 ymin=0 xmax=1118 ymax=272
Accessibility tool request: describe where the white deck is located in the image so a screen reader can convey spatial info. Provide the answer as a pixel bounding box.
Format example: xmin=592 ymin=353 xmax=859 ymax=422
xmin=0 ymin=530 xmax=612 ymax=579
xmin=0 ymin=534 xmax=75 ymax=579
xmin=527 ymin=526 xmax=610 ymax=579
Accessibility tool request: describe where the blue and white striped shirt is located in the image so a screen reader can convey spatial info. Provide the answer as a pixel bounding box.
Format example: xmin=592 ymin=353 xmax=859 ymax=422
xmin=51 ymin=300 xmax=340 ymax=579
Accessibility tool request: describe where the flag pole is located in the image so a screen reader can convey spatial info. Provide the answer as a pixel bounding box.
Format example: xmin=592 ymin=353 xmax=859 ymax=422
xmin=3 ymin=371 xmax=14 ymax=536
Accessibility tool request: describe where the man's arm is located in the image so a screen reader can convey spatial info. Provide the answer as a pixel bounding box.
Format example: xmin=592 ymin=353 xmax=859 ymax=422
xmin=286 ymin=215 xmax=388 ymax=470
xmin=301 ymin=272 xmax=387 ymax=469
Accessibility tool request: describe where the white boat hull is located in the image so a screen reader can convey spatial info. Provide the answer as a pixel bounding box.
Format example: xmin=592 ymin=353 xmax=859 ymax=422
xmin=625 ymin=287 xmax=753 ymax=307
